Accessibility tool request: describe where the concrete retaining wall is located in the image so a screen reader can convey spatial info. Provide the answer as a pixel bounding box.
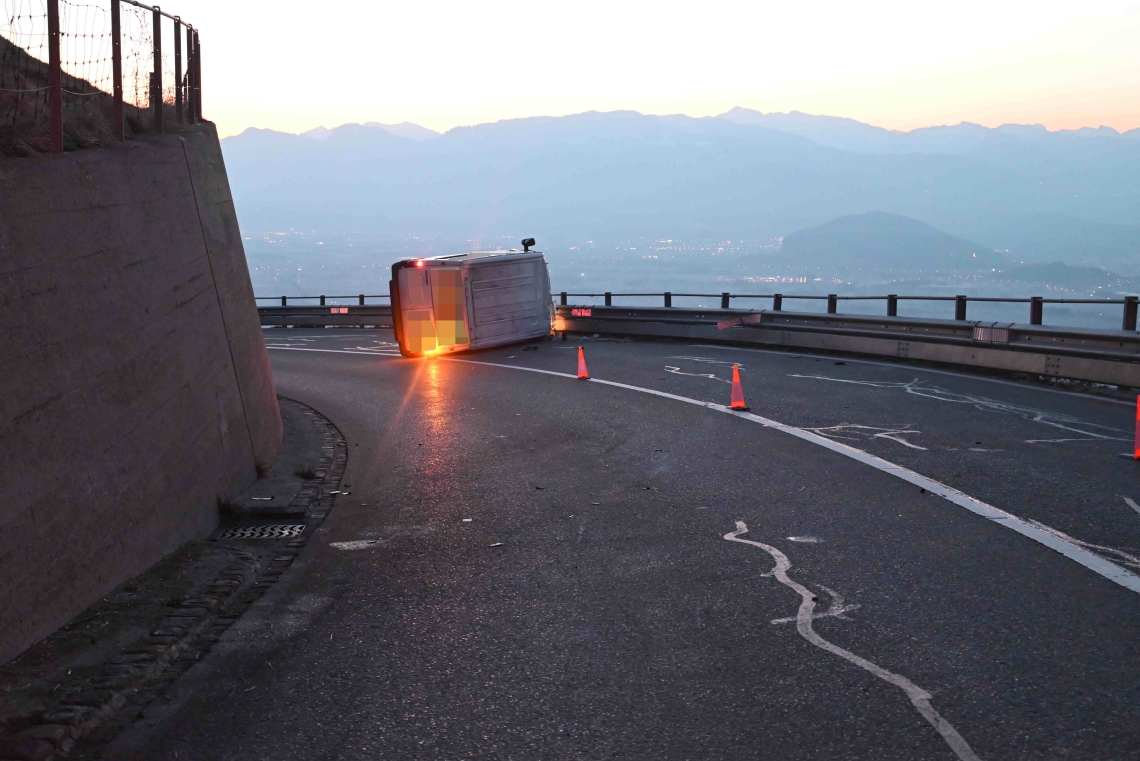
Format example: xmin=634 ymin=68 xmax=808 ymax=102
xmin=0 ymin=124 xmax=281 ymax=664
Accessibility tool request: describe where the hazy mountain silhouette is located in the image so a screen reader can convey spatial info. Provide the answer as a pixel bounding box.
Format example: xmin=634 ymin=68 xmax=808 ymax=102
xmin=778 ymin=212 xmax=1002 ymax=272
xmin=222 ymin=110 xmax=1140 ymax=271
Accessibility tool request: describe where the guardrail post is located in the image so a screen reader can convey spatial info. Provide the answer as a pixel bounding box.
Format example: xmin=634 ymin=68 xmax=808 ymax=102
xmin=281 ymin=296 xmax=286 ymax=306
xmin=1124 ymin=296 xmax=1138 ymax=331
xmin=46 ymin=0 xmax=63 ymax=152
xmin=359 ymin=294 xmax=365 ymax=306
xmin=721 ymin=292 xmax=730 ymax=309
xmin=152 ymin=6 xmax=163 ymax=133
xmin=773 ymin=294 xmax=782 ymax=311
xmin=604 ymin=292 xmax=612 ymax=306
xmin=827 ymin=294 xmax=838 ymax=314
xmin=1030 ymin=296 xmax=1043 ymax=325
xmin=320 ymin=295 xmax=326 ymax=306
xmin=111 ymin=0 xmax=123 ymax=139
xmin=955 ymin=295 xmax=967 ymax=321
xmin=887 ymin=294 xmax=898 ymax=317
xmin=560 ymin=292 xmax=567 ymax=306
xmin=664 ymin=292 xmax=671 ymax=308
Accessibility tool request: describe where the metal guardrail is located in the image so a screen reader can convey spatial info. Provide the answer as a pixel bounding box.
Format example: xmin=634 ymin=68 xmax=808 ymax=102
xmin=555 ymin=292 xmax=1140 ymax=331
xmin=554 ymin=304 xmax=1140 ymax=387
xmin=259 ymin=304 xmax=392 ymax=328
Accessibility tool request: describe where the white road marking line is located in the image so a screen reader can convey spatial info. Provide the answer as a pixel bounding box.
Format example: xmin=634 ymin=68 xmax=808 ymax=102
xmin=771 ymin=583 xmax=859 ymax=624
xmin=1024 ymin=438 xmax=1106 ymax=444
xmin=443 ymin=357 xmax=1140 ymax=595
xmin=266 ymin=347 xmax=402 ymax=357
xmin=1125 ymin=497 xmax=1140 ymax=517
xmin=791 ymin=374 xmax=1129 ymax=441
xmin=664 ymin=365 xmax=727 ymax=382
xmin=726 ymin=522 xmax=983 ymax=761
xmin=688 ymin=344 xmax=1132 ymax=408
xmin=804 ymin=423 xmax=928 ymax=451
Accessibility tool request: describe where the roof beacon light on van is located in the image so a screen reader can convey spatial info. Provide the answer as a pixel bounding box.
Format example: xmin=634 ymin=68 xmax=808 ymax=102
xmin=415 ymin=260 xmax=425 ymax=267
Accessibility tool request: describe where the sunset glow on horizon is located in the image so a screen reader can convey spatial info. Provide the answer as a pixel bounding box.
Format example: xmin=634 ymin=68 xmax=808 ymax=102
xmin=169 ymin=0 xmax=1140 ymax=138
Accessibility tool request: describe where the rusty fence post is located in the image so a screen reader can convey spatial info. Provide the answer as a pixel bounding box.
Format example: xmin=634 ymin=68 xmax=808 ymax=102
xmin=152 ymin=6 xmax=163 ymax=133
xmin=174 ymin=17 xmax=182 ymax=125
xmin=111 ymin=0 xmax=123 ymax=139
xmin=193 ymin=31 xmax=201 ymax=120
xmin=47 ymin=0 xmax=63 ymax=152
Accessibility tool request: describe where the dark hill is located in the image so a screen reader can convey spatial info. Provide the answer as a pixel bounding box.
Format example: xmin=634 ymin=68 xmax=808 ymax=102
xmin=778 ymin=212 xmax=1002 ymax=272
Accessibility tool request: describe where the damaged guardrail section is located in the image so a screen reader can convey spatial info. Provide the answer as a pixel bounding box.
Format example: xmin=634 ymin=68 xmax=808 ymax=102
xmin=555 ymin=305 xmax=1140 ymax=387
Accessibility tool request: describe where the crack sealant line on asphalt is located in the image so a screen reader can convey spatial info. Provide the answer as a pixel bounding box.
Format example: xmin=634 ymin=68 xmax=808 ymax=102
xmin=444 ymin=357 xmax=1140 ymax=596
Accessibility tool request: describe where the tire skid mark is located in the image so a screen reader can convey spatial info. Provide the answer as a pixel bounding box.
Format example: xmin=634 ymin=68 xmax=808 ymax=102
xmin=725 ymin=521 xmax=983 ymax=761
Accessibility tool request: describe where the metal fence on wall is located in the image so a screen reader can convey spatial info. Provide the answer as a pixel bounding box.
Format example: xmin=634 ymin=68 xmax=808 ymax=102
xmin=1 ymin=0 xmax=200 ymax=155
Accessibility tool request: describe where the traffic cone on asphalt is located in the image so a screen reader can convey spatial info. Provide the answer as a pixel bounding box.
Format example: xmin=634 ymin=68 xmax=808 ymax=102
xmin=577 ymin=346 xmax=590 ymax=380
xmin=729 ymin=364 xmax=749 ymax=411
xmin=1134 ymin=395 xmax=1139 ymax=460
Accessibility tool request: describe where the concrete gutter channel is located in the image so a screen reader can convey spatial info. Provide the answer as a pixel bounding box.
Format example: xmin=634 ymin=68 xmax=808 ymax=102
xmin=554 ymin=306 xmax=1140 ymax=388
xmin=0 ymin=398 xmax=347 ymax=761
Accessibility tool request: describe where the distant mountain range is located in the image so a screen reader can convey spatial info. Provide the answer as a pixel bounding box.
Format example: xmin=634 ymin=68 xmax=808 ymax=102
xmin=222 ymin=109 xmax=1140 ymax=274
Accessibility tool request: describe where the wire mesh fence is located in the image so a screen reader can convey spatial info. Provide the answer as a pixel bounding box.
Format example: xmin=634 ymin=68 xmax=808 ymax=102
xmin=1 ymin=0 xmax=199 ymax=156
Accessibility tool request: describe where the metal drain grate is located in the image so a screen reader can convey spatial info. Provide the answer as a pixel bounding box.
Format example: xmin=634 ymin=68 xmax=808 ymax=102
xmin=219 ymin=525 xmax=306 ymax=539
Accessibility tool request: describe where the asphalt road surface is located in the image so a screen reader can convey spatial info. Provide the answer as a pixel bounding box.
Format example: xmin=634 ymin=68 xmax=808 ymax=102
xmin=107 ymin=329 xmax=1140 ymax=760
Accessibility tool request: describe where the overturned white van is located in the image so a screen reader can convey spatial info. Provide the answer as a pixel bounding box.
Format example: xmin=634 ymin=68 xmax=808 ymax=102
xmin=389 ymin=240 xmax=554 ymax=358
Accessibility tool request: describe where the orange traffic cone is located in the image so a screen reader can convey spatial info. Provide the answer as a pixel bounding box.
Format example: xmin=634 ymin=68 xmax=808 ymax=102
xmin=1134 ymin=395 xmax=1139 ymax=460
xmin=729 ymin=364 xmax=749 ymax=411
xmin=577 ymin=346 xmax=590 ymax=380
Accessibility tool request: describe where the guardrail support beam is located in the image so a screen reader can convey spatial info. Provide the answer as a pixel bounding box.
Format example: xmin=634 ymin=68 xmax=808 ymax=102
xmin=560 ymin=292 xmax=567 ymax=306
xmin=359 ymin=294 xmax=365 ymax=305
xmin=1124 ymin=296 xmax=1138 ymax=331
xmin=281 ymin=296 xmax=287 ymax=306
xmin=827 ymin=294 xmax=838 ymax=314
xmin=773 ymin=294 xmax=782 ymax=311
xmin=664 ymin=292 xmax=671 ymax=308
xmin=887 ymin=294 xmax=898 ymax=317
xmin=320 ymin=295 xmax=326 ymax=306
xmin=721 ymin=292 xmax=730 ymax=309
xmin=955 ymin=295 xmax=967 ymax=321
xmin=604 ymin=292 xmax=612 ymax=306
xmin=1030 ymin=296 xmax=1043 ymax=325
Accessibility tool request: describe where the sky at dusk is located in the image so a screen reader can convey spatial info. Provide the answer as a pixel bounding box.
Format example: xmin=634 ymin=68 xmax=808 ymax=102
xmin=171 ymin=0 xmax=1140 ymax=138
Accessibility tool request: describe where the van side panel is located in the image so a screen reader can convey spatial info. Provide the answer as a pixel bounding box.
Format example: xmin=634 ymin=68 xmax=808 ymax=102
xmin=465 ymin=258 xmax=550 ymax=347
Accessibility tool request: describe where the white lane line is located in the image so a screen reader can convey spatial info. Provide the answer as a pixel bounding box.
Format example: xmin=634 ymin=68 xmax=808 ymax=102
xmin=687 ymin=344 xmax=1133 ymax=408
xmin=726 ymin=522 xmax=983 ymax=761
xmin=1123 ymin=497 xmax=1140 ymax=517
xmin=443 ymin=357 xmax=1140 ymax=595
xmin=266 ymin=347 xmax=401 ymax=357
